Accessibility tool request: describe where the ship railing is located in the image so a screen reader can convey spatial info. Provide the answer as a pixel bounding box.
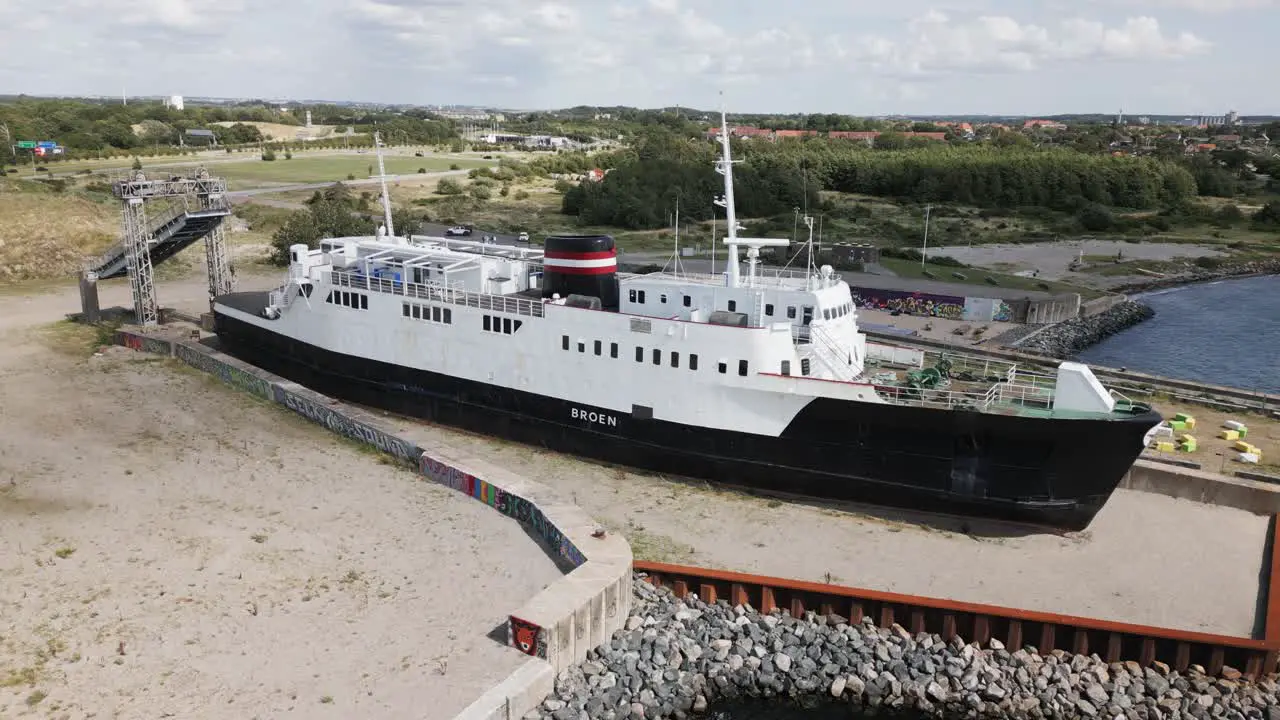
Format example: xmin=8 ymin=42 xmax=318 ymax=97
xmin=327 ymin=269 xmax=546 ymax=319
xmin=640 ymin=269 xmax=821 ymax=288
xmin=874 ymin=383 xmax=1002 ymax=411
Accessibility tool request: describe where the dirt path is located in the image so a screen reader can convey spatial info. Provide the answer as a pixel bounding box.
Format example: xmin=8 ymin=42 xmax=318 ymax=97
xmin=0 ymin=278 xmax=562 ymax=719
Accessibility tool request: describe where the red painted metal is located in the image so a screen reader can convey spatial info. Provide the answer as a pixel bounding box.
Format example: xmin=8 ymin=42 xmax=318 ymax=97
xmin=636 ymin=514 xmax=1280 ymax=680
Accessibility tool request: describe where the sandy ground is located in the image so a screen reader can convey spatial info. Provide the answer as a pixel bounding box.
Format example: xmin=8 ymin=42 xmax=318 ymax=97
xmin=931 ymin=240 xmax=1224 ymax=281
xmin=0 ymin=274 xmax=562 ymax=719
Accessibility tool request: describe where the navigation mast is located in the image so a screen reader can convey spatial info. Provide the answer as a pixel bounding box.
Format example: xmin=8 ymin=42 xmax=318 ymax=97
xmin=715 ymin=108 xmax=741 ymax=287
xmin=374 ymin=131 xmax=395 ymax=238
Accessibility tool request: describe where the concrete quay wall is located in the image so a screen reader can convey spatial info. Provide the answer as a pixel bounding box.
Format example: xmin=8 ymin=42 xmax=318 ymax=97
xmin=111 ymin=329 xmax=631 ymax=720
xmin=1122 ymin=459 xmax=1280 ymax=516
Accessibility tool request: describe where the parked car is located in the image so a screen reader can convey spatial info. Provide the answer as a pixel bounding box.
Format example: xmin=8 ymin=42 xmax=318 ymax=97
xmin=414 ymin=151 xmax=424 ymax=157
xmin=518 ymin=232 xmax=530 ymax=243
xmin=445 ymin=226 xmax=473 ymax=236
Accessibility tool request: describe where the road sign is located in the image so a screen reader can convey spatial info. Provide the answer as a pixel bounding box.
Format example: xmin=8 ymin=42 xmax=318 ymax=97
xmin=16 ymin=141 xmax=35 ymax=149
xmin=36 ymin=141 xmax=55 ymax=148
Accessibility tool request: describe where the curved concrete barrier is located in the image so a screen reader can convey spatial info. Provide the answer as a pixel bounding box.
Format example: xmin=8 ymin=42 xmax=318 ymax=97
xmin=112 ymin=328 xmax=632 ymax=720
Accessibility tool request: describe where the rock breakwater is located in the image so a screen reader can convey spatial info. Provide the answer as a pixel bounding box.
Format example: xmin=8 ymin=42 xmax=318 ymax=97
xmin=527 ymin=574 xmax=1280 ymax=720
xmin=1014 ymin=301 xmax=1155 ymax=358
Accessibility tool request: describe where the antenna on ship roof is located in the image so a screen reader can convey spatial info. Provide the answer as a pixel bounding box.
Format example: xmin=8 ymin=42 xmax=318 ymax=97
xmin=663 ymin=194 xmax=687 ymax=277
xmin=715 ymin=92 xmax=742 ymax=288
xmin=373 ymin=129 xmax=395 ymax=239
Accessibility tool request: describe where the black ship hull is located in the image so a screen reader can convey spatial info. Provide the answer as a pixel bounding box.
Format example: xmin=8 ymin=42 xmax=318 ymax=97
xmin=213 ymin=305 xmax=1162 ymax=532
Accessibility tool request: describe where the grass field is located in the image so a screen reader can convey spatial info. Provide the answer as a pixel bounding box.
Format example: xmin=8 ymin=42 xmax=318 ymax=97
xmin=875 ymin=257 xmax=1103 ymax=297
xmin=0 ymin=179 xmax=117 ymax=281
xmin=216 ymin=155 xmax=496 ymax=189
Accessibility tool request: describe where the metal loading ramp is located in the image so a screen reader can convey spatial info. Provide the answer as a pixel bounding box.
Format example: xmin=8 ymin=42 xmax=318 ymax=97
xmin=85 ymin=168 xmax=235 ymax=326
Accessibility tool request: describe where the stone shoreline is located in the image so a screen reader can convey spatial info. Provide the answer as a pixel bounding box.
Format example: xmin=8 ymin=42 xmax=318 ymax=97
xmin=1012 ymin=300 xmax=1155 ymax=358
xmin=1110 ymin=261 xmax=1280 ymax=296
xmin=526 ymin=574 xmax=1280 ymax=720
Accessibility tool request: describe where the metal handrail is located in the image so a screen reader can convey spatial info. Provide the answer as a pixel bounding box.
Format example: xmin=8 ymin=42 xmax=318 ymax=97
xmin=328 ymin=269 xmax=547 ymax=318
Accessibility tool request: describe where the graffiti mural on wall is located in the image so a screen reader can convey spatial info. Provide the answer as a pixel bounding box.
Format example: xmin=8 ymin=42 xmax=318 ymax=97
xmin=174 ymin=344 xmax=273 ymax=400
xmin=508 ymin=615 xmax=547 ymax=658
xmin=419 ymin=454 xmax=587 ymax=569
xmin=993 ymin=301 xmax=1014 ymax=322
xmin=272 ymin=385 xmax=421 ymax=462
xmin=116 ymin=331 xmax=173 ymax=358
xmin=850 ymin=288 xmax=966 ymax=320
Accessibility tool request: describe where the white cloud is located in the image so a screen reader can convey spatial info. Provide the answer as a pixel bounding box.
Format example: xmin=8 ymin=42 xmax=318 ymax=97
xmin=1104 ymin=0 xmax=1275 ymax=11
xmin=0 ymin=0 xmax=1257 ymax=113
xmin=846 ymin=12 xmax=1208 ymax=78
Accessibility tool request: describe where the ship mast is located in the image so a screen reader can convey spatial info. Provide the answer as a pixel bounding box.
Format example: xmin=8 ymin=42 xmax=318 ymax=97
xmin=374 ymin=131 xmax=395 ymax=238
xmin=715 ymin=107 xmax=741 ymax=288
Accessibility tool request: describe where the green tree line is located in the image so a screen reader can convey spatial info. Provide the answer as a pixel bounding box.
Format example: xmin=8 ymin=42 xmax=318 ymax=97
xmin=560 ymin=131 xmax=1200 ymax=230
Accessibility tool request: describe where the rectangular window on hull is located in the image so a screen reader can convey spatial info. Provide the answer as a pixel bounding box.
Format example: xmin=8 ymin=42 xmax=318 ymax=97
xmin=739 ymin=360 xmax=749 ymax=377
xmin=359 ymin=294 xmax=368 ymax=310
xmin=483 ymin=315 xmax=492 ymax=332
xmin=781 ymin=360 xmax=791 ymax=376
xmin=577 ymin=341 xmax=585 ymax=353
xmin=402 ymin=303 xmax=410 ymax=317
xmin=801 ymin=358 xmax=811 ymax=376
xmin=635 ymin=346 xmax=644 ymax=362
xmin=638 ymin=290 xmax=647 ymax=303
xmin=651 ymin=348 xmax=661 ymax=365
xmin=765 ymin=304 xmax=774 ymax=316
xmin=787 ymin=306 xmax=796 ymax=319
xmin=689 ymin=354 xmax=698 ymax=370
xmin=718 ymin=361 xmax=727 ymax=374
xmin=670 ymin=352 xmax=679 ymax=368
xmin=728 ymin=300 xmax=737 ymax=312
xmin=594 ymin=340 xmax=602 ymax=356
xmin=503 ymin=317 xmax=512 ymax=334
xmin=562 ymin=335 xmax=570 ymax=351
xmin=682 ymin=296 xmax=691 ymax=308
xmin=610 ymin=342 xmax=618 ymax=359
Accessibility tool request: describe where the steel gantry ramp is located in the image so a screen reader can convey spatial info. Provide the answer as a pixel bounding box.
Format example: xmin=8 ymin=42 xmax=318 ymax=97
xmin=87 ymin=169 xmax=235 ymax=326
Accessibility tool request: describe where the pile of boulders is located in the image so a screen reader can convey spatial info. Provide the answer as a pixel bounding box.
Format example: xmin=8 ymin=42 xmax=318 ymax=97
xmin=1014 ymin=301 xmax=1154 ymax=358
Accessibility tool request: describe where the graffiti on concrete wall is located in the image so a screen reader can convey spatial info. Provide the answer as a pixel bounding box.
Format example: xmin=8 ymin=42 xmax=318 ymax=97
xmin=272 ymin=385 xmax=420 ymax=462
xmin=117 ymin=331 xmax=173 ymax=357
xmin=419 ymin=453 xmax=587 ymax=569
xmin=174 ymin=343 xmax=273 ymax=400
xmin=508 ymin=615 xmax=547 ymax=658
xmin=993 ymin=301 xmax=1014 ymax=322
xmin=850 ymin=288 xmax=966 ymax=320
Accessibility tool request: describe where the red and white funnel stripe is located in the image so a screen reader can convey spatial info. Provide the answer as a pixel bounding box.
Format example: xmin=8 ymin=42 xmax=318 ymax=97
xmin=543 ymin=249 xmax=617 ymax=276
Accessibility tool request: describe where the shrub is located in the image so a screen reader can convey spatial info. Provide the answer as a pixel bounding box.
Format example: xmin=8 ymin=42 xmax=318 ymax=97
xmin=470 ymin=184 xmax=492 ymax=201
xmin=262 ymin=149 xmax=276 ymax=161
xmin=449 ymin=163 xmax=460 ymax=171
xmin=1077 ymin=203 xmax=1114 ymax=232
xmin=514 ymin=189 xmax=530 ymax=200
xmin=417 ymin=167 xmax=426 ymax=173
xmin=436 ymin=178 xmax=463 ymax=195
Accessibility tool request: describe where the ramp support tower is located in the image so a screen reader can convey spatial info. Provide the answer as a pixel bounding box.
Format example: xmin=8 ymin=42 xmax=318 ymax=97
xmin=97 ymin=169 xmax=233 ymax=326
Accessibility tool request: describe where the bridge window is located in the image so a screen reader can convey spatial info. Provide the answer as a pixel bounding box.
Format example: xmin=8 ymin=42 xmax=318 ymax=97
xmin=689 ymin=354 xmax=698 ymax=371
xmin=562 ymin=335 xmax=570 ymax=350
xmin=670 ymin=351 xmax=679 ymax=368
xmin=786 ymin=306 xmax=796 ymax=319
xmin=594 ymin=340 xmax=602 ymax=356
xmin=610 ymin=342 xmax=618 ymax=359
xmin=635 ymin=346 xmax=644 ymax=362
xmin=765 ymin=304 xmax=774 ymax=316
xmin=738 ymin=360 xmax=749 ymax=377
xmin=781 ymin=360 xmax=791 ymax=376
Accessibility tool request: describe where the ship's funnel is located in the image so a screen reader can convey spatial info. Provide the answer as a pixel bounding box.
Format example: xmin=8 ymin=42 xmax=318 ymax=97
xmin=541 ymin=235 xmax=619 ymax=311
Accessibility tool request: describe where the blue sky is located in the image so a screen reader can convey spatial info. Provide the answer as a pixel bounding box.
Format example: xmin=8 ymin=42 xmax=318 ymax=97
xmin=0 ymin=0 xmax=1274 ymax=115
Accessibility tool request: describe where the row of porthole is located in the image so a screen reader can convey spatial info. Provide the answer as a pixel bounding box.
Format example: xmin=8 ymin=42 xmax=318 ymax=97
xmin=560 ymin=335 xmax=758 ymax=376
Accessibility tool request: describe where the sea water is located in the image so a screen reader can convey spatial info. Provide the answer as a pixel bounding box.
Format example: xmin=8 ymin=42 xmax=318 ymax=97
xmin=1077 ymin=274 xmax=1280 ymax=395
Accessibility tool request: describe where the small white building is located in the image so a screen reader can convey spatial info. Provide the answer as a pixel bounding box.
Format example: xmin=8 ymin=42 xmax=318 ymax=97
xmin=167 ymin=95 xmax=184 ymax=111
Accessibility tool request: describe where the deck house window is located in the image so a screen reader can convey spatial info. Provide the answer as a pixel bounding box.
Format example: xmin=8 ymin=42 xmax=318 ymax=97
xmin=718 ymin=361 xmax=727 ymax=374
xmin=689 ymin=355 xmax=698 ymax=370
xmin=652 ymin=349 xmax=661 ymax=365
xmin=683 ymin=296 xmax=691 ymax=307
xmin=727 ymin=300 xmax=737 ymax=312
xmin=824 ymin=308 xmax=832 ymax=321
xmin=483 ymin=315 xmax=492 ymax=332
xmin=629 ymin=289 xmax=637 ymax=302
xmin=562 ymin=335 xmax=570 ymax=350
xmin=738 ymin=360 xmax=749 ymax=377
xmin=660 ymin=294 xmax=667 ymax=304
xmin=594 ymin=340 xmax=602 ymax=356
xmin=578 ymin=341 xmax=586 ymax=353
xmin=786 ymin=306 xmax=796 ymax=319
xmin=781 ymin=360 xmax=791 ymax=376
xmin=503 ymin=317 xmax=512 ymax=334
xmin=801 ymin=358 xmax=811 ymax=376
xmin=638 ymin=290 xmax=647 ymax=304
xmin=670 ymin=352 xmax=679 ymax=368
xmin=360 ymin=295 xmax=368 ymax=310
xmin=412 ymin=305 xmax=422 ymax=319
xmin=635 ymin=346 xmax=644 ymax=362
xmin=402 ymin=303 xmax=410 ymax=317
xmin=610 ymin=342 xmax=618 ymax=358
xmin=765 ymin=304 xmax=774 ymax=316
xmin=443 ymin=309 xmax=452 ymax=324
xmin=432 ymin=307 xmax=442 ymax=322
